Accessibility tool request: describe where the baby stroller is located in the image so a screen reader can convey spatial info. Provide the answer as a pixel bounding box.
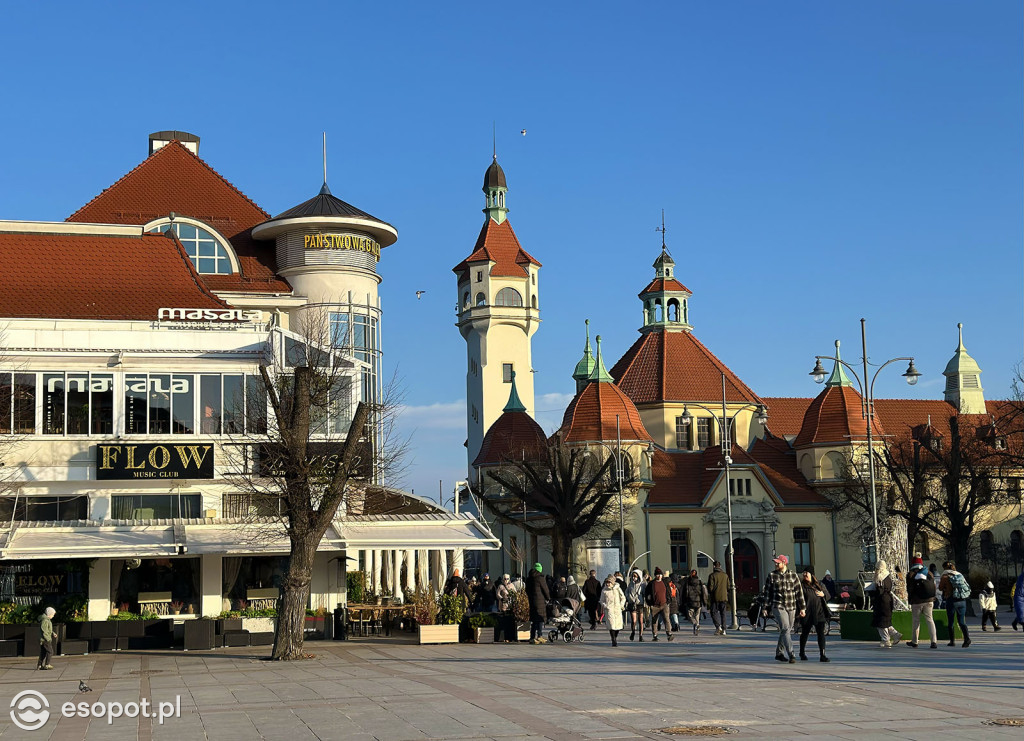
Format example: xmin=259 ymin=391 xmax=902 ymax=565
xmin=747 ymin=594 xmax=775 ymax=632
xmin=548 ymin=597 xmax=585 ymax=643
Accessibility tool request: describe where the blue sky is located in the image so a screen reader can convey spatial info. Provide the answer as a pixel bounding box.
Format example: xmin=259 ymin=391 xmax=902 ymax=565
xmin=1 ymin=2 xmax=1021 ymax=501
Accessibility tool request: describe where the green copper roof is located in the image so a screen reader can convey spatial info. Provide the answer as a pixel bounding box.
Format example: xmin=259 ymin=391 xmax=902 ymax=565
xmin=503 ymin=370 xmax=527 ymax=413
xmin=587 ymin=335 xmax=614 ymax=383
xmin=825 ymin=339 xmax=853 ymax=387
xmin=572 ymin=319 xmax=596 ymax=381
xmin=943 ymin=323 xmax=983 ymax=377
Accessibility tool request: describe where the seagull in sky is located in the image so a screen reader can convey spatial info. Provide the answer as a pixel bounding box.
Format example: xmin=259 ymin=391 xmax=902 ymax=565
xmin=415 ymin=291 xmax=427 ymax=300
xmin=520 ymin=129 xmax=527 ymax=136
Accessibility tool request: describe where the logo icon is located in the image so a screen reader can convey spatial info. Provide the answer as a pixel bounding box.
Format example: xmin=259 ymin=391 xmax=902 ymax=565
xmin=11 ymin=690 xmax=49 ymax=731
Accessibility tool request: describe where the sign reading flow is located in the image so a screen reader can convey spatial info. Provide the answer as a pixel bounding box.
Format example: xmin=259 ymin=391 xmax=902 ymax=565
xmin=96 ymin=443 xmax=215 ymax=480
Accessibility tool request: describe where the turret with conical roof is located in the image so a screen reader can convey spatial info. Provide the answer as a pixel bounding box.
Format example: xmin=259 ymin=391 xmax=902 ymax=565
xmin=572 ymin=320 xmax=596 ymax=393
xmin=638 ymin=242 xmax=692 ymax=333
xmin=943 ymin=323 xmax=985 ymax=414
xmin=482 ymin=155 xmax=509 ymax=224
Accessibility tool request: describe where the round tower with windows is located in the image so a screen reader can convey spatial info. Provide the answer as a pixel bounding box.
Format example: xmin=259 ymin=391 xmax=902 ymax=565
xmin=453 ymin=156 xmax=541 ymax=473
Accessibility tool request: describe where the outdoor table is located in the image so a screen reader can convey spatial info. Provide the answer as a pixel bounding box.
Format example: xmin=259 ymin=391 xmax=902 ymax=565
xmin=346 ymin=604 xmax=409 ymax=636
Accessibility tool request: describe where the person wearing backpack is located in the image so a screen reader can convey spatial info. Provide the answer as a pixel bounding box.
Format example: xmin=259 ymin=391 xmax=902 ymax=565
xmin=939 ymin=561 xmax=971 ymax=648
xmin=906 ymin=557 xmax=938 ymax=649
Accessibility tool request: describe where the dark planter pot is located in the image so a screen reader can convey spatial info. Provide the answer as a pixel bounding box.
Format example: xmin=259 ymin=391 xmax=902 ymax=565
xmin=184 ymin=620 xmax=216 ymax=651
xmin=494 ymin=614 xmax=518 ymax=642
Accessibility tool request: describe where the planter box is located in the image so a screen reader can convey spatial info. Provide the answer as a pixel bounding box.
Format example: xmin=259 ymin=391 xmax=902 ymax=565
xmin=241 ymin=617 xmax=276 ymax=634
xmin=417 ymin=624 xmax=459 ymax=644
xmin=839 ymin=610 xmax=961 ymax=641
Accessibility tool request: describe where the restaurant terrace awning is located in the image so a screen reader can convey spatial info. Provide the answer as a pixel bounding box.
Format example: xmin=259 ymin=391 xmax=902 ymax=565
xmin=0 ymin=523 xmax=181 ymax=560
xmin=337 ymin=513 xmax=500 ymax=550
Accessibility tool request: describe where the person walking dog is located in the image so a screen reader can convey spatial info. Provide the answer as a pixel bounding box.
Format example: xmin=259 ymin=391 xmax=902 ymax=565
xmin=760 ymin=554 xmax=805 ymax=663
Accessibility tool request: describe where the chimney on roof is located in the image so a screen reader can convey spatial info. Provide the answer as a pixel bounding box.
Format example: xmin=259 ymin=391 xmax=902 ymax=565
xmin=149 ymin=130 xmax=200 ymax=156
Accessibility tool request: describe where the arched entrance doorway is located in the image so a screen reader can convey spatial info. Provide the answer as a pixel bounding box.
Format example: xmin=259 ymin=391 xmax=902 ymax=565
xmin=732 ymin=538 xmax=760 ymax=594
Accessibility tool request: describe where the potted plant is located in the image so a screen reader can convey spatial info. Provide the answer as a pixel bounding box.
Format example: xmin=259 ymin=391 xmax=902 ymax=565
xmin=170 ymin=601 xmax=184 ymax=616
xmin=512 ymin=590 xmax=532 ymax=642
xmin=412 ymin=589 xmax=455 ymax=644
xmin=466 ymin=613 xmax=498 ymax=643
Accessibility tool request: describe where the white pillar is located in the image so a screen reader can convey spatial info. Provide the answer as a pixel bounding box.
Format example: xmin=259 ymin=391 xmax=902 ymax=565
xmin=417 ymin=549 xmax=430 ymax=591
xmin=371 ymin=549 xmax=382 ymax=594
xmin=403 ymin=550 xmax=415 ymax=593
xmin=391 ymin=550 xmax=401 ymax=600
xmin=87 ymin=559 xmax=111 ymax=621
xmin=201 ymin=555 xmax=223 ymax=617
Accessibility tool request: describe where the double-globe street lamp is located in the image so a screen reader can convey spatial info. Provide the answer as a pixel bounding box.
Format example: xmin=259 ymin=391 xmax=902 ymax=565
xmin=587 ymin=415 xmax=655 ymax=575
xmin=678 ymin=372 xmax=767 ymax=631
xmin=808 ymin=318 xmax=920 ymax=568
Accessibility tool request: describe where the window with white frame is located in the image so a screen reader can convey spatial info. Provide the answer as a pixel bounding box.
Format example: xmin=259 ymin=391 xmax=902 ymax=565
xmin=150 ymin=221 xmax=234 ymax=274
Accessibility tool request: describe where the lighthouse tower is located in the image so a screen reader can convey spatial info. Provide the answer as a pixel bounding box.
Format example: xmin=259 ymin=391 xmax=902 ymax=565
xmin=453 ymin=156 xmax=542 ymax=474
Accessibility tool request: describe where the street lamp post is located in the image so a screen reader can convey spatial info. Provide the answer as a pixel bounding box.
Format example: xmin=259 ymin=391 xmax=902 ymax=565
xmin=678 ymin=373 xmax=767 ymax=631
xmin=808 ymin=318 xmax=920 ymax=568
xmin=586 ymin=415 xmax=655 ymax=575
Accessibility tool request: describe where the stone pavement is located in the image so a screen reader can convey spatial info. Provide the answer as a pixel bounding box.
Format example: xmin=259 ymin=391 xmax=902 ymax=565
xmin=0 ymin=620 xmax=1021 ymax=740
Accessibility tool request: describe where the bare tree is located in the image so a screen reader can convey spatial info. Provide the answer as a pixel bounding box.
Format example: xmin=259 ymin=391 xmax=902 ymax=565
xmin=828 ymin=413 xmax=1022 ymax=575
xmin=472 ymin=435 xmax=630 ymax=578
xmin=225 ymin=309 xmax=407 ymax=660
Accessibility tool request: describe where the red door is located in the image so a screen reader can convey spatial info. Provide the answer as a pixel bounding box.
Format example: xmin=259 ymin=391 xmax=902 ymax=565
xmin=732 ymin=538 xmax=760 ymax=594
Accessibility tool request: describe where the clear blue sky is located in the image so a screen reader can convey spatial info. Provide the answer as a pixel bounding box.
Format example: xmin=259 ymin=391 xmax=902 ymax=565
xmin=1 ymin=2 xmax=1021 ymax=501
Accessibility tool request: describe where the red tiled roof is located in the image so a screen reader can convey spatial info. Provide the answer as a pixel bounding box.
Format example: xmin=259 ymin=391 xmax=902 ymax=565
xmin=453 ymin=218 xmax=541 ymax=279
xmin=611 ymin=330 xmax=763 ymax=405
xmin=639 ymin=277 xmax=691 ymax=295
xmin=68 ymin=140 xmax=290 ymax=294
xmin=560 ymin=381 xmax=652 ymax=444
xmin=762 ymin=397 xmax=814 ymax=438
xmin=0 ymin=231 xmax=229 ymax=320
xmin=647 ymin=438 xmax=827 ymax=507
xmin=748 ymin=436 xmax=829 ymax=505
xmin=793 ymin=385 xmax=884 ymax=447
xmin=473 ymin=410 xmax=548 ymax=467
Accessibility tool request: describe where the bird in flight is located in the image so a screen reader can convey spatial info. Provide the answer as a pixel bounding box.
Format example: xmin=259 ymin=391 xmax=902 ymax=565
xmin=415 ymin=291 xmax=427 ymax=300
xmin=520 ymin=129 xmax=527 ymax=136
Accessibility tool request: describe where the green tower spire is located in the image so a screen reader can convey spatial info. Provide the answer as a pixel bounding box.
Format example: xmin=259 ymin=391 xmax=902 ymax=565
xmin=587 ymin=335 xmax=614 ymax=383
xmin=503 ymin=370 xmax=527 ymax=413
xmin=572 ymin=319 xmax=596 ymax=390
xmin=825 ymin=339 xmax=853 ymax=387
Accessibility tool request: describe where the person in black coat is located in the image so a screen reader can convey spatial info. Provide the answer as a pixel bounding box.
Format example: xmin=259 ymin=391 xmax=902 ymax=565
xmin=525 ymin=563 xmax=550 ymax=644
xmin=476 ymin=573 xmax=497 ymax=612
xmin=871 ymin=560 xmax=901 ymax=647
xmin=583 ymin=570 xmax=602 ymax=630
xmin=799 ymin=571 xmax=830 ymax=662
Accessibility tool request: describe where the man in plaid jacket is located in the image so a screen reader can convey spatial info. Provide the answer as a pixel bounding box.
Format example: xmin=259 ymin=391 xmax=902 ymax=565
xmin=760 ymin=554 xmax=806 ymax=663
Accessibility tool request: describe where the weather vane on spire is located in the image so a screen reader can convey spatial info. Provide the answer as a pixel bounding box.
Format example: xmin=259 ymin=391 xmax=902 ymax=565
xmin=656 ymin=209 xmax=667 ymax=249
xmin=492 ymin=121 xmax=496 ymax=160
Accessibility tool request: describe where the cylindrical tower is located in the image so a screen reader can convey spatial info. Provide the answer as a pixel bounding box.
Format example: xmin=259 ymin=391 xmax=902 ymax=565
xmin=252 ymin=183 xmax=397 ymax=408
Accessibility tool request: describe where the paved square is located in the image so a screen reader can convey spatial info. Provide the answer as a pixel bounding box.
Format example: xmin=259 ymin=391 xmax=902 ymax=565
xmin=1 ymin=621 xmax=1020 ymax=740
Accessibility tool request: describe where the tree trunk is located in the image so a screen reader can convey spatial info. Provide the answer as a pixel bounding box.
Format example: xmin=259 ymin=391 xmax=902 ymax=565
xmin=550 ymin=529 xmax=569 ymax=578
xmin=272 ymin=537 xmax=316 ymax=660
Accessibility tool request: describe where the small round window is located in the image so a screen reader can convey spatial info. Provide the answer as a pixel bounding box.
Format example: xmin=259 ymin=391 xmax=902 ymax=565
xmin=151 ymin=222 xmax=234 ymax=275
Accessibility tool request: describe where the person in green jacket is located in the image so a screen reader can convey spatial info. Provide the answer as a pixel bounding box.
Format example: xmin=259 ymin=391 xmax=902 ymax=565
xmin=706 ymin=561 xmax=731 ymax=635
xmin=38 ymin=607 xmax=56 ymax=670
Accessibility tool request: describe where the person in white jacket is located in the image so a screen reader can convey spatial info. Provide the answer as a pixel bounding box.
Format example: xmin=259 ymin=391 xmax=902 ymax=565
xmin=979 ymin=581 xmax=1001 ymax=632
xmin=599 ymin=576 xmax=627 ymax=646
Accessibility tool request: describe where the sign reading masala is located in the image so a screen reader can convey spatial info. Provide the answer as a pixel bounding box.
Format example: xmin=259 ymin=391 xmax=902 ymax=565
xmin=304 ymin=232 xmax=380 ymax=260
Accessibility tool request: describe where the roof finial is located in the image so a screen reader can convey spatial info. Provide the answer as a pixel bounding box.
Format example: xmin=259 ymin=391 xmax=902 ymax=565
xmin=493 ymin=121 xmax=497 ymax=160
xmin=825 ymin=339 xmax=853 ymax=387
xmin=584 ymin=318 xmax=591 ymax=352
xmin=957 ymin=322 xmax=964 ymax=351
xmin=320 ymin=132 xmax=331 ymax=196
xmin=656 ymin=209 xmax=667 ymax=249
xmin=588 ymin=334 xmax=614 ymax=383
xmin=503 ymin=370 xmax=526 ymax=413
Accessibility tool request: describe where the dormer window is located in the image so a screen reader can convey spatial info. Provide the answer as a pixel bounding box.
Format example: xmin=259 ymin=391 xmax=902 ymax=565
xmin=146 ymin=218 xmax=237 ymax=275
